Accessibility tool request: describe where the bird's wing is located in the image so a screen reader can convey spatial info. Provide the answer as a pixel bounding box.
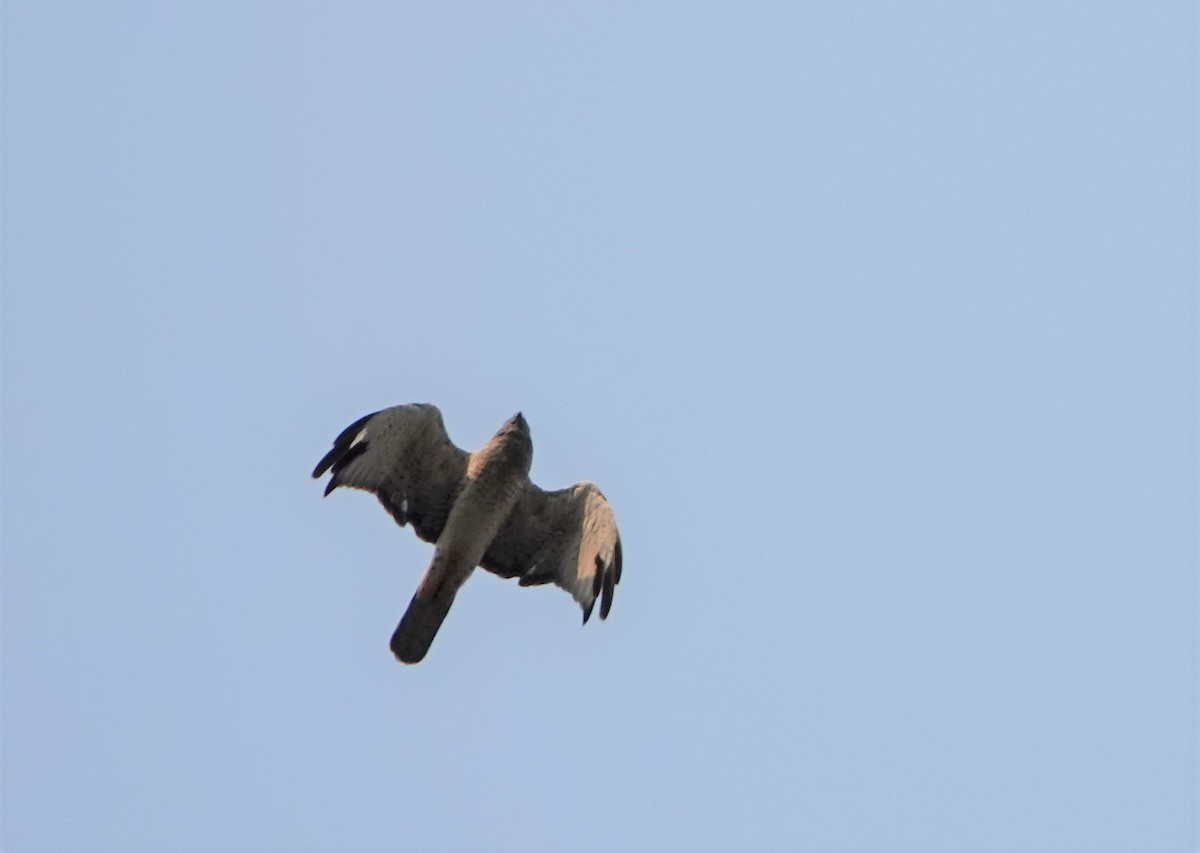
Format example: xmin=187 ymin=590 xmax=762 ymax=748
xmin=312 ymin=403 xmax=469 ymax=544
xmin=481 ymin=481 xmax=622 ymax=623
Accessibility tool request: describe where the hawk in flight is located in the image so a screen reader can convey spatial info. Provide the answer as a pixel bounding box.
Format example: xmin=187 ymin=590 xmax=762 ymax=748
xmin=313 ymin=404 xmax=622 ymax=664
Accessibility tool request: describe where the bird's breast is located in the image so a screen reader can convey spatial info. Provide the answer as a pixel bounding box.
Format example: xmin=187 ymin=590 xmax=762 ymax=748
xmin=434 ymin=440 xmax=526 ymax=566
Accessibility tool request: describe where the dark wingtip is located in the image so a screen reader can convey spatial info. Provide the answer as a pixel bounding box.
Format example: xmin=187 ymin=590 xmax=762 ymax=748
xmin=613 ymin=538 xmax=623 ymax=584
xmin=592 ymin=555 xmax=604 ymax=595
xmin=582 ymin=600 xmax=594 ymax=625
xmin=312 ymin=447 xmax=340 ymax=479
xmin=313 ymin=411 xmax=376 ymax=480
xmin=323 ymin=476 xmax=338 ymax=497
xmin=599 ymin=567 xmax=615 ymax=620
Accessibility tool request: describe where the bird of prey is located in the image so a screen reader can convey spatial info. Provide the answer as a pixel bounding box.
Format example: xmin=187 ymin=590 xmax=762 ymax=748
xmin=312 ymin=404 xmax=622 ymax=664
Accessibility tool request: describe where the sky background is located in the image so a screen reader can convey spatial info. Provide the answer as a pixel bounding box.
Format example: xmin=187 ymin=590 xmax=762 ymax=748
xmin=2 ymin=1 xmax=1195 ymax=850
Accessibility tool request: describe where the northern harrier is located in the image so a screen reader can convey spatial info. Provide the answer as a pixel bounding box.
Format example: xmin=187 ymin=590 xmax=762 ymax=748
xmin=313 ymin=404 xmax=622 ymax=664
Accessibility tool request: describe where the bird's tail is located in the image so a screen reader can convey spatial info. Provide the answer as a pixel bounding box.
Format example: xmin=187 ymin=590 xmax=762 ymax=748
xmin=390 ymin=584 xmax=456 ymax=664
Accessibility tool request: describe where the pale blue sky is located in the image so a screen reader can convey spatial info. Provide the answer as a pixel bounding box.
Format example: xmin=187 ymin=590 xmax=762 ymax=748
xmin=2 ymin=2 xmax=1195 ymax=850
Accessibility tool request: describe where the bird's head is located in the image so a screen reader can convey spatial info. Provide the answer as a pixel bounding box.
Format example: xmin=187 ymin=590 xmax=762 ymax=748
xmin=504 ymin=411 xmax=529 ymax=435
xmin=494 ymin=411 xmax=533 ymax=474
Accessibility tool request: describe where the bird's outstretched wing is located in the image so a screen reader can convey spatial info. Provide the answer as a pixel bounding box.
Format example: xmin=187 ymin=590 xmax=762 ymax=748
xmin=480 ymin=482 xmax=622 ymax=623
xmin=312 ymin=403 xmax=469 ymax=544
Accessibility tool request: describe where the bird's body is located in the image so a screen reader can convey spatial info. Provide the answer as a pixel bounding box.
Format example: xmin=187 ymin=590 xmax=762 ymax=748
xmin=313 ymin=404 xmax=621 ymax=664
xmin=388 ymin=415 xmax=531 ymax=662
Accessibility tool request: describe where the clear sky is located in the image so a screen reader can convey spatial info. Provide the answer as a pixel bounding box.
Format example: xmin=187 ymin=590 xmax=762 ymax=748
xmin=2 ymin=2 xmax=1195 ymax=850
